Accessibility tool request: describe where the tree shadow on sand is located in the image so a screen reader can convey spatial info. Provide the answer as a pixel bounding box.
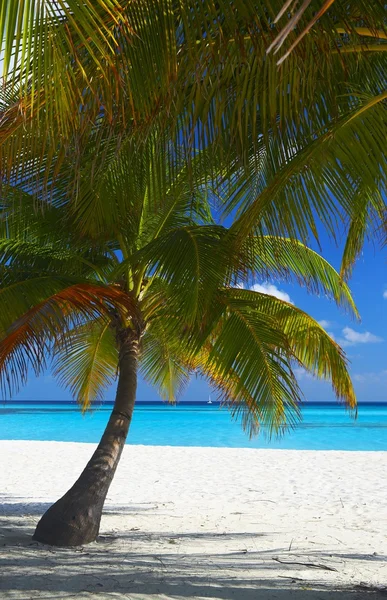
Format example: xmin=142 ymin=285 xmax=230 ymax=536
xmin=0 ymin=511 xmax=386 ymax=600
xmin=0 ymin=500 xmax=162 ymax=516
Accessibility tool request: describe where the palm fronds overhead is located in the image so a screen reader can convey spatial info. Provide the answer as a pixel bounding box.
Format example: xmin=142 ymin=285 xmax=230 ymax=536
xmin=0 ymin=0 xmax=386 ymax=209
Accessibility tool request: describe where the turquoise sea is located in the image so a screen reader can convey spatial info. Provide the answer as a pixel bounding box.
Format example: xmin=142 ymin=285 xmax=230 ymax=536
xmin=1 ymin=402 xmax=387 ymax=450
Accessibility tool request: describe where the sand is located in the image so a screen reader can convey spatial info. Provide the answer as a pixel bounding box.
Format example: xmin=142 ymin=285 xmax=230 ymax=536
xmin=0 ymin=441 xmax=387 ymax=599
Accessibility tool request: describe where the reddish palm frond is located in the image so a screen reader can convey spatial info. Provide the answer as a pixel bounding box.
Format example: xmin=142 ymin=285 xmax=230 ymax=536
xmin=267 ymin=0 xmax=335 ymax=64
xmin=268 ymin=0 xmax=387 ymax=64
xmin=0 ymin=283 xmax=133 ymax=398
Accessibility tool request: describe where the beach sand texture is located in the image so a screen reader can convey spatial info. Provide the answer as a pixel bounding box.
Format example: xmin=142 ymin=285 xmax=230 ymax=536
xmin=1 ymin=441 xmax=387 ymax=599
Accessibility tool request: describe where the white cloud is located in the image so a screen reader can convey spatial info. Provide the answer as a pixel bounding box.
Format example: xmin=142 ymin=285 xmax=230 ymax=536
xmin=250 ymin=283 xmax=293 ymax=304
xmin=353 ymin=373 xmax=366 ymax=383
xmin=317 ymin=320 xmax=336 ymax=340
xmin=341 ymin=327 xmax=383 ymax=345
xmin=318 ymin=319 xmax=331 ymax=328
xmin=353 ymin=370 xmax=387 ymax=383
xmin=293 ymin=367 xmax=313 ymax=380
xmin=383 ymin=291 xmax=387 ymax=299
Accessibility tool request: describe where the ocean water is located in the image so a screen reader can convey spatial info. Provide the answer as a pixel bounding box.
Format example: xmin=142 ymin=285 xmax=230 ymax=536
xmin=1 ymin=402 xmax=387 ymax=450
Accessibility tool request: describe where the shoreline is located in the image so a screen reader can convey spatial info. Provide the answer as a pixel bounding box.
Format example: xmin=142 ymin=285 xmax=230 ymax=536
xmin=1 ymin=441 xmax=387 ymax=599
xmin=4 ymin=438 xmax=387 ymax=447
xmin=2 ymin=439 xmax=387 ymax=452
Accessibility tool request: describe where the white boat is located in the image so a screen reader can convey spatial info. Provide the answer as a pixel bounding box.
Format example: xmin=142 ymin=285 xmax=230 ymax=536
xmin=207 ymin=396 xmax=213 ymax=404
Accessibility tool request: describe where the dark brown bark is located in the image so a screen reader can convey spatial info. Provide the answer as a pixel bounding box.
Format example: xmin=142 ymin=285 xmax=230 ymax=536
xmin=33 ymin=329 xmax=139 ymax=547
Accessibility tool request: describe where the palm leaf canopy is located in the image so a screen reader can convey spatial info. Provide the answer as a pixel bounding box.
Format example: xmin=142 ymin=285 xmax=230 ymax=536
xmin=0 ymin=140 xmax=358 ymax=435
xmin=0 ymin=1 xmax=386 ymax=251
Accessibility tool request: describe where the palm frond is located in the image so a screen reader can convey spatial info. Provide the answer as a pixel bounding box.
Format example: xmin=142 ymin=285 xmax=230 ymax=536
xmin=66 ymin=138 xmax=216 ymax=243
xmin=340 ymin=193 xmax=376 ymax=280
xmin=228 ymin=96 xmax=386 ymax=251
xmin=201 ymin=293 xmax=302 ymax=437
xmin=185 ymin=284 xmax=356 ymax=436
xmin=236 ymin=236 xmax=358 ymax=317
xmin=0 ymin=189 xmax=116 ymax=281
xmin=269 ymin=0 xmax=387 ymax=64
xmin=0 ymin=279 xmax=132 ymax=397
xmin=140 ymin=317 xmax=191 ymax=403
xmin=224 ymin=288 xmax=356 ymax=410
xmin=0 ymin=239 xmax=109 ymax=281
xmin=138 ymin=225 xmax=227 ymax=325
xmin=53 ymin=319 xmax=118 ymax=410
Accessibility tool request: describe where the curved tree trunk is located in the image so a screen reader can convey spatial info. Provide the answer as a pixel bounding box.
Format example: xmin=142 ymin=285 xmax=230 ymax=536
xmin=33 ymin=329 xmax=139 ymax=547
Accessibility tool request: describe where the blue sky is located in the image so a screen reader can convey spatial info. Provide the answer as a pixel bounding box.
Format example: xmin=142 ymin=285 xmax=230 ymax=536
xmin=11 ymin=230 xmax=386 ymax=404
xmin=287 ymin=236 xmax=387 ymax=402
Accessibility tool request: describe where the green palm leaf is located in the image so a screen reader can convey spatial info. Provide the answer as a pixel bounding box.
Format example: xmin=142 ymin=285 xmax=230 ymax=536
xmin=186 ymin=285 xmax=356 ymax=436
xmin=228 ymin=99 xmax=386 ymax=246
xmin=223 ymin=288 xmax=356 ymax=410
xmin=202 ymin=295 xmax=301 ymax=437
xmin=140 ymin=317 xmax=191 ymax=403
xmin=53 ymin=319 xmax=118 ymax=410
xmin=139 ymin=225 xmax=226 ymax=325
xmin=237 ymin=236 xmax=358 ymax=316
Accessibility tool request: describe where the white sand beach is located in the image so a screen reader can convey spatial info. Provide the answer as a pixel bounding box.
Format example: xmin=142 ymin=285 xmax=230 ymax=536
xmin=1 ymin=441 xmax=387 ymax=599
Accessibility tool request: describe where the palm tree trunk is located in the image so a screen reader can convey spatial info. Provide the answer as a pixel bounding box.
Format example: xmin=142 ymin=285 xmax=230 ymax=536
xmin=33 ymin=329 xmax=139 ymax=546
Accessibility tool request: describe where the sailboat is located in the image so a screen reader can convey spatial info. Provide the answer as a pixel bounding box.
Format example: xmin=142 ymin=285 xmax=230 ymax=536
xmin=207 ymin=395 xmax=213 ymax=404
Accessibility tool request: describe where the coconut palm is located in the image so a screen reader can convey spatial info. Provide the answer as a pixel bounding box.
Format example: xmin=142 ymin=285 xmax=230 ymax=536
xmin=0 ymin=1 xmax=385 ymax=549
xmin=0 ymin=139 xmax=357 ymax=546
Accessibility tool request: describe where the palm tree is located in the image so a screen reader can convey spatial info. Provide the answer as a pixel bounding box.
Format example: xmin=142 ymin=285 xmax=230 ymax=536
xmin=0 ymin=139 xmax=357 ymax=546
xmin=0 ymin=0 xmax=385 ymax=548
